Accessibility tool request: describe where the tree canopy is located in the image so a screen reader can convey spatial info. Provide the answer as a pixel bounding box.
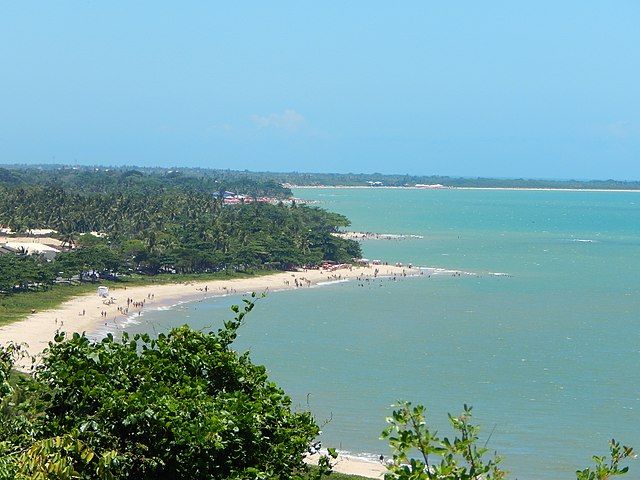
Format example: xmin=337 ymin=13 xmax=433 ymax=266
xmin=0 ymin=170 xmax=361 ymax=293
xmin=0 ymin=297 xmax=322 ymax=479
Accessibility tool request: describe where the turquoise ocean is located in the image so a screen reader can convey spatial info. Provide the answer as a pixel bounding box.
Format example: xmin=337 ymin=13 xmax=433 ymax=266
xmin=124 ymin=188 xmax=640 ymax=479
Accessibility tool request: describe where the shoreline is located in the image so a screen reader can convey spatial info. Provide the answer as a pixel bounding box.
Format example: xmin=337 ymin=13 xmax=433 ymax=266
xmin=292 ymin=185 xmax=640 ymax=193
xmin=306 ymin=452 xmax=387 ymax=478
xmin=0 ymin=264 xmax=420 ymax=364
xmin=332 ymin=231 xmax=424 ymax=241
xmin=0 ymin=263 xmax=431 ymax=479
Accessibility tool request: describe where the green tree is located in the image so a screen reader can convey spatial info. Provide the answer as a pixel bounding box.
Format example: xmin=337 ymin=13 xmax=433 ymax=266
xmin=381 ymin=401 xmax=634 ymax=480
xmin=0 ymin=296 xmax=322 ymax=479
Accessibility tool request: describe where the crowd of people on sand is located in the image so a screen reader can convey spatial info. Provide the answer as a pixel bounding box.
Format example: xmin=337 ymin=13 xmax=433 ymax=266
xmin=196 ymin=284 xmax=239 ymax=294
xmin=90 ymin=293 xmax=160 ymax=328
xmin=281 ymin=264 xmax=427 ymax=289
xmin=60 ymin=263 xmax=477 ymax=334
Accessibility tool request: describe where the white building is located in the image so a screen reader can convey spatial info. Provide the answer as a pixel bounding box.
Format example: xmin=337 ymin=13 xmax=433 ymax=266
xmin=0 ymin=242 xmax=61 ymax=261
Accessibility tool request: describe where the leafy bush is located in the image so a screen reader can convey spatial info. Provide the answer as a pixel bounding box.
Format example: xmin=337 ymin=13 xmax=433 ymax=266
xmin=381 ymin=401 xmax=634 ymax=480
xmin=1 ymin=299 xmax=634 ymax=479
xmin=0 ymin=296 xmax=321 ymax=479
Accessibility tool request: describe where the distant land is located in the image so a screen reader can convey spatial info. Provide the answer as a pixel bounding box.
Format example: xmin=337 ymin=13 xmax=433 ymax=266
xmin=1 ymin=164 xmax=640 ymax=191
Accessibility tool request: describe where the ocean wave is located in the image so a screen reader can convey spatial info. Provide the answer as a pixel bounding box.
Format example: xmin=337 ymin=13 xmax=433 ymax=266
xmin=377 ymin=233 xmax=424 ymax=239
xmin=419 ymin=267 xmax=476 ymax=276
xmin=566 ymin=238 xmax=597 ymax=243
xmin=314 ymin=448 xmax=383 ymax=464
xmin=316 ymin=279 xmax=350 ymax=286
xmin=418 ymin=266 xmax=511 ymax=277
xmin=155 ymin=304 xmax=181 ymax=311
xmin=336 ymin=449 xmax=383 ymax=463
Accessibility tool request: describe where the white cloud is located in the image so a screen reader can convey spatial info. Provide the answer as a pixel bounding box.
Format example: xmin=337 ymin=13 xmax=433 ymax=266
xmin=250 ymin=109 xmax=306 ymax=131
xmin=605 ymin=121 xmax=635 ymax=139
xmin=207 ymin=123 xmax=233 ymax=133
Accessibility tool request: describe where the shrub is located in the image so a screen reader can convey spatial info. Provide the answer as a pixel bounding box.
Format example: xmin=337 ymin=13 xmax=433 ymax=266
xmin=0 ymin=295 xmax=320 ymax=479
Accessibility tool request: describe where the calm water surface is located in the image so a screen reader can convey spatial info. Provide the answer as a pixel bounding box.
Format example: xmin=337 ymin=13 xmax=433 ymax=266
xmin=126 ymin=188 xmax=640 ymax=479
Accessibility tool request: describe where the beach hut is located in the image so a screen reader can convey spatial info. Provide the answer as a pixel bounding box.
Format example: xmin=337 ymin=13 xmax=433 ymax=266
xmin=97 ymin=286 xmax=109 ymax=298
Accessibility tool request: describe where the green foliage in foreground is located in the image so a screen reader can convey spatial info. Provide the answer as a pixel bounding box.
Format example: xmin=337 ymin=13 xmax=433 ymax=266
xmin=0 ymin=296 xmax=325 ymax=479
xmin=0 ymin=298 xmax=634 ymax=479
xmin=381 ymin=401 xmax=634 ymax=480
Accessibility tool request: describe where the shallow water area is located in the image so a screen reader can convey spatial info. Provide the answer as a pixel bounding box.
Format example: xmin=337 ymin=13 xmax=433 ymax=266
xmin=123 ymin=188 xmax=640 ymax=479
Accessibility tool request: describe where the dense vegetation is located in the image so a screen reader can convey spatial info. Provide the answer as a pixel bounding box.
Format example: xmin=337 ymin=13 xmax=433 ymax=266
xmin=270 ymin=171 xmax=640 ymax=189
xmin=0 ymin=167 xmax=361 ymax=295
xmin=3 ymin=164 xmax=639 ymax=191
xmin=0 ymin=166 xmax=291 ymax=197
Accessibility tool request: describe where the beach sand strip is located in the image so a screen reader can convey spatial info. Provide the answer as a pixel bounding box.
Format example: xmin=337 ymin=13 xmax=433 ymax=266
xmin=0 ymin=264 xmax=417 ymax=362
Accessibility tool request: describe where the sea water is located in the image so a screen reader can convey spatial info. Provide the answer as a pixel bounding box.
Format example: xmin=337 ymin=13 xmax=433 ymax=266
xmin=125 ymin=188 xmax=640 ymax=479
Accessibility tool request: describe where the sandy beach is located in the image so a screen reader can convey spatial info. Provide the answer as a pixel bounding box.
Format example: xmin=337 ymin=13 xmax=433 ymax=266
xmin=305 ymin=452 xmax=388 ymax=478
xmin=0 ymin=264 xmax=418 ymax=364
xmin=0 ymin=263 xmax=418 ymax=478
xmin=332 ymin=231 xmax=424 ymax=241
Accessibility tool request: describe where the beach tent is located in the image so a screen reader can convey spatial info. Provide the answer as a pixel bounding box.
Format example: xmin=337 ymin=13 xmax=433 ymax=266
xmin=97 ymin=286 xmax=109 ymax=298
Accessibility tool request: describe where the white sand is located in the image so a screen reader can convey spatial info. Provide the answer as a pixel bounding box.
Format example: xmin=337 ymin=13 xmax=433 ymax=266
xmin=332 ymin=231 xmax=423 ymax=241
xmin=0 ymin=264 xmax=418 ymax=366
xmin=1 ymin=263 xmax=417 ymax=476
xmin=306 ymin=452 xmax=388 ymax=478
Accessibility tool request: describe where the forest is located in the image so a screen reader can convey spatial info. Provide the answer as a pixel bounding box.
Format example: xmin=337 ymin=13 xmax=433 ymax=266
xmin=266 ymin=171 xmax=640 ymax=189
xmin=3 ymin=164 xmax=639 ymax=191
xmin=0 ymin=167 xmax=361 ymax=294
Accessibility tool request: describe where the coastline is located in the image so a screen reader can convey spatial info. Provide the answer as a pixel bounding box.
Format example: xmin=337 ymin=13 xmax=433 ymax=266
xmin=0 ymin=264 xmax=419 ymax=364
xmin=0 ymin=263 xmax=419 ymax=479
xmin=332 ymin=231 xmax=424 ymax=241
xmin=292 ymin=185 xmax=640 ymax=193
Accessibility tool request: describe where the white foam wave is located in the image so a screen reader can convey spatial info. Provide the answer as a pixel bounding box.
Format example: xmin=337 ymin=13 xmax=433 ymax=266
xmin=377 ymin=233 xmax=424 ymax=239
xmin=336 ymin=450 xmax=383 ymax=463
xmin=316 ymin=279 xmax=350 ymax=286
xmin=155 ymin=305 xmax=177 ymax=311
xmin=313 ymin=448 xmax=383 ymax=464
xmin=419 ymin=267 xmax=476 ymax=276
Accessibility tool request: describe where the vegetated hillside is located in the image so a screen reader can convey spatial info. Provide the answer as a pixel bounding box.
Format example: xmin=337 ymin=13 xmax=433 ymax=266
xmin=258 ymin=171 xmax=640 ymax=189
xmin=0 ymin=167 xmax=361 ymax=294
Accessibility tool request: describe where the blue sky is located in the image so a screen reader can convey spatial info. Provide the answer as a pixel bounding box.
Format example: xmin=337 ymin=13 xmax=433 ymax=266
xmin=1 ymin=2 xmax=638 ymax=179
